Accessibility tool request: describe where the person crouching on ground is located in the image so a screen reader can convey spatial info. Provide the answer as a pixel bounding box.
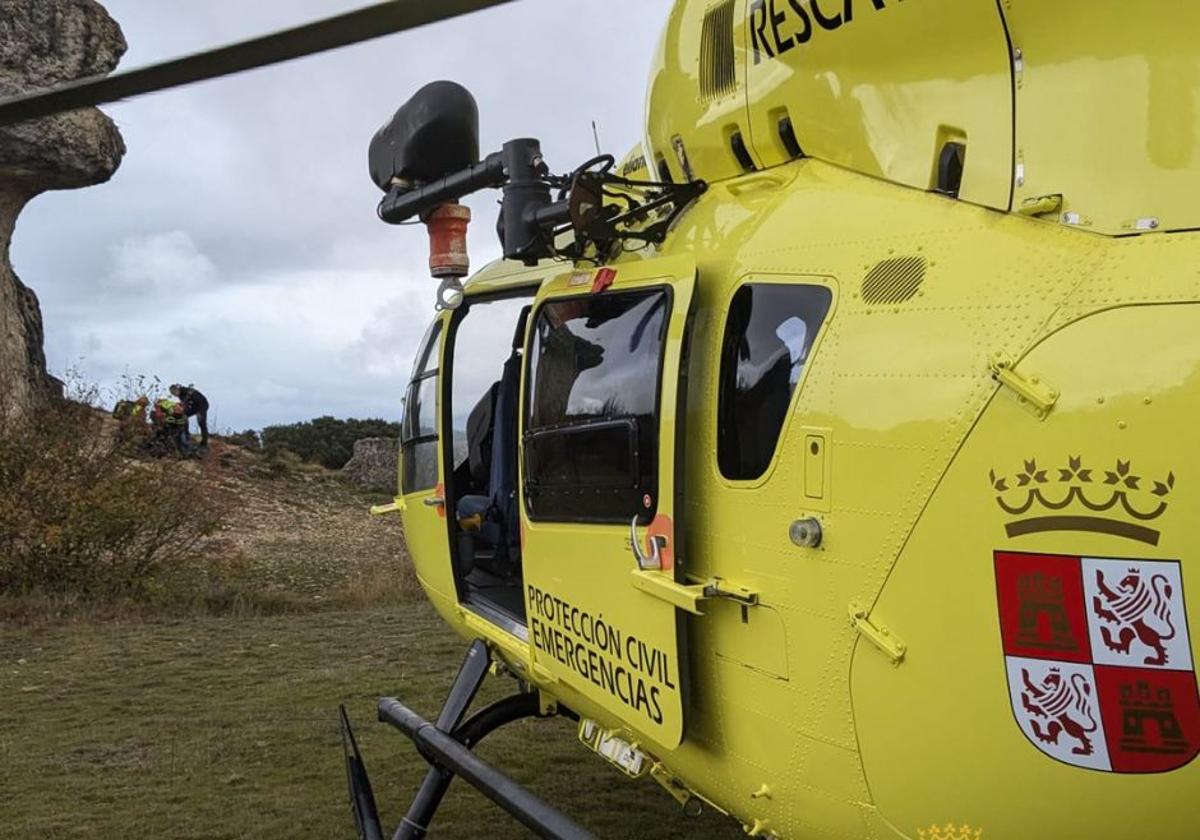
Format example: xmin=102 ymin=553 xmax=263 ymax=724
xmin=151 ymin=396 xmax=192 ymax=456
xmin=170 ymin=383 xmax=210 ymax=449
xmin=112 ymin=395 xmax=150 ymax=445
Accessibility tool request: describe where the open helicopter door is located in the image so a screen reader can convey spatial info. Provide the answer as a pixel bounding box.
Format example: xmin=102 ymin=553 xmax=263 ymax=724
xmin=520 ymin=255 xmax=696 ymax=750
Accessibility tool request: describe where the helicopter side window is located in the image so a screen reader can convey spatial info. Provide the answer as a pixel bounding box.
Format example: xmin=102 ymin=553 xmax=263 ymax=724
xmin=524 ymin=289 xmax=670 ymax=523
xmin=718 ymin=284 xmax=832 ymax=480
xmin=400 ymin=318 xmax=443 ymax=494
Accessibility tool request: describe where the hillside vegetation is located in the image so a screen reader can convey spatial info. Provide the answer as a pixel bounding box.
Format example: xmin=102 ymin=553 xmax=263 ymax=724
xmin=0 ymin=402 xmax=411 ymax=623
xmin=257 ymin=416 xmax=401 ymax=470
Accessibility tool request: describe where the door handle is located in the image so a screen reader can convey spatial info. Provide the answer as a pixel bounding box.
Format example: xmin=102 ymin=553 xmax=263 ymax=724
xmin=369 ymin=497 xmax=407 ymax=516
xmin=630 ymin=571 xmax=761 ymax=616
xmin=630 ymin=517 xmax=667 ymax=571
xmin=424 ymin=496 xmax=446 ymax=508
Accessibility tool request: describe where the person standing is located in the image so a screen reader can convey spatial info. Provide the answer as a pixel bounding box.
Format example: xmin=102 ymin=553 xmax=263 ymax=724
xmin=170 ymin=383 xmax=210 ymax=448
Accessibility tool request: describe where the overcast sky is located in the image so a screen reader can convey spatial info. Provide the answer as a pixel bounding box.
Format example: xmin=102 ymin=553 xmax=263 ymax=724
xmin=11 ymin=0 xmax=673 ymax=431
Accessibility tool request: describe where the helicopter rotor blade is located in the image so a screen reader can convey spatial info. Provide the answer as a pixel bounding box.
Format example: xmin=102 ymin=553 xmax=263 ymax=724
xmin=0 ymin=0 xmax=517 ymax=127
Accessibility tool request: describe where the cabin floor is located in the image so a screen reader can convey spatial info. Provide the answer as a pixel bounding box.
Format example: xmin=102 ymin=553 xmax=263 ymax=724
xmin=461 ymin=560 xmax=525 ymax=620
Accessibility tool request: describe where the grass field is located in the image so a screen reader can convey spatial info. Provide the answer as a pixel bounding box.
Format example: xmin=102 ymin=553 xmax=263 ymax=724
xmin=1 ymin=600 xmax=746 ymax=839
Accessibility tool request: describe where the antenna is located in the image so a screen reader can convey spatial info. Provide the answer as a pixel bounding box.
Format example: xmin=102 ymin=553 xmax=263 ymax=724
xmin=591 ymin=120 xmax=602 ymax=156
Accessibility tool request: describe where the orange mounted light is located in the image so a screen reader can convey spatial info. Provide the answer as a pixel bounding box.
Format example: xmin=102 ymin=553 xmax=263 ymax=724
xmin=423 ymin=202 xmax=471 ymax=279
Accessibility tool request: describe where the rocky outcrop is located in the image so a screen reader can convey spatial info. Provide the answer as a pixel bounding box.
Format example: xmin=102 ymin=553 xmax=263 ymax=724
xmin=0 ymin=0 xmax=126 ymax=426
xmin=342 ymin=438 xmax=400 ymax=492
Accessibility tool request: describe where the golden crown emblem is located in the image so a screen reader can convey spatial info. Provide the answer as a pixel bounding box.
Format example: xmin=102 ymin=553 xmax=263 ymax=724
xmin=990 ymin=455 xmax=1175 ymax=546
xmin=918 ymin=824 xmax=984 ymax=840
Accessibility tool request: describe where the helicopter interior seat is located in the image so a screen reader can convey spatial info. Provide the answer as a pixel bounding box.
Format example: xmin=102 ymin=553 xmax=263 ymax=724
xmin=455 ymin=305 xmax=530 ymax=583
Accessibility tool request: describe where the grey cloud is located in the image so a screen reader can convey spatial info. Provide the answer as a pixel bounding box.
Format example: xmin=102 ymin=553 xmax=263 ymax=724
xmin=12 ymin=0 xmax=673 ymax=429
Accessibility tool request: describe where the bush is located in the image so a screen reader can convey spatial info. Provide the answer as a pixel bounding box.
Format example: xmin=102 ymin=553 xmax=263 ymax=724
xmin=0 ymin=398 xmax=229 ymax=600
xmin=222 ymin=429 xmax=261 ymax=451
xmin=260 ymin=416 xmax=399 ymax=470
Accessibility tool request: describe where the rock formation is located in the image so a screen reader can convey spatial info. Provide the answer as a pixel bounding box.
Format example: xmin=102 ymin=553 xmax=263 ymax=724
xmin=0 ymin=0 xmax=126 ymax=426
xmin=342 ymin=438 xmax=400 ymax=492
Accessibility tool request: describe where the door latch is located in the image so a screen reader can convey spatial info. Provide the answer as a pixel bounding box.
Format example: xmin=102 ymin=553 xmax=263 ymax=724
xmin=631 ymin=570 xmax=759 ymax=615
xmin=369 ymin=497 xmax=407 ymax=516
xmin=849 ymin=601 xmax=906 ymax=665
xmin=701 ymin=578 xmax=758 ymax=607
xmin=989 ymin=353 xmax=1059 ymax=419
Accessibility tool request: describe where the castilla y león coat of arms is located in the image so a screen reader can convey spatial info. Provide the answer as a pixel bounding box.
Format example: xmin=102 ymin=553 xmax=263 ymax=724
xmin=994 ymin=551 xmax=1199 ymax=772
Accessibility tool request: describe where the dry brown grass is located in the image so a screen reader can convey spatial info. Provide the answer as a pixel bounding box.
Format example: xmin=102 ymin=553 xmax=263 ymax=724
xmin=1 ymin=429 xmax=417 ymax=624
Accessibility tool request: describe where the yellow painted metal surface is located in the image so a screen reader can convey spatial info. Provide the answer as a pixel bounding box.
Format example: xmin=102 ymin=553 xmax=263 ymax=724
xmin=741 ymin=0 xmax=1014 ymax=209
xmin=645 ymin=0 xmax=1200 ymax=235
xmin=645 ymin=0 xmax=1014 ymax=208
xmin=646 ymin=0 xmax=753 ymax=184
xmin=1004 ymin=0 xmax=1200 ymax=233
xmin=855 ymin=304 xmax=1200 ymax=839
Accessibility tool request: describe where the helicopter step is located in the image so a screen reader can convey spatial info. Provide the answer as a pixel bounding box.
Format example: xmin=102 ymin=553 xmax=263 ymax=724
xmin=340 ymin=639 xmax=595 ymax=840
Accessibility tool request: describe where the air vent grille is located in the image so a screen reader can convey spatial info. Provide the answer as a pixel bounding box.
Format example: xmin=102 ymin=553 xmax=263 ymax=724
xmin=699 ymin=0 xmax=737 ymax=103
xmin=861 ymin=256 xmax=926 ymax=305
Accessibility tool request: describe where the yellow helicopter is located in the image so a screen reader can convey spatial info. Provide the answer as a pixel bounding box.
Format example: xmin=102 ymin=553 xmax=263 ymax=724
xmin=3 ymin=1 xmax=1198 ymax=838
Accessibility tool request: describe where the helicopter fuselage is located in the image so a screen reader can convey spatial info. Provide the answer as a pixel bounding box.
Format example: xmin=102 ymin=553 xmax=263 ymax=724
xmin=392 ymin=1 xmax=1200 ymax=837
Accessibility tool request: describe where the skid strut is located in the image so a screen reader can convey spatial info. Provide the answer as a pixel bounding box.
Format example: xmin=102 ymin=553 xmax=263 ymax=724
xmin=395 ymin=692 xmax=544 ymax=838
xmin=343 ymin=639 xmax=595 ymax=840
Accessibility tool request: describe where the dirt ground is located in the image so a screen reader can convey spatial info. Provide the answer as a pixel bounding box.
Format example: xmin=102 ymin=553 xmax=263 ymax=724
xmin=203 ymin=443 xmax=417 ymax=604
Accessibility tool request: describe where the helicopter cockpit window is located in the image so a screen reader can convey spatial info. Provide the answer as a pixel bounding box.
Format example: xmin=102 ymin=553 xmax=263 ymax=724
xmin=718 ymin=284 xmax=832 ymax=480
xmin=400 ymin=318 xmax=443 ymax=494
xmin=524 ymin=289 xmax=670 ymax=523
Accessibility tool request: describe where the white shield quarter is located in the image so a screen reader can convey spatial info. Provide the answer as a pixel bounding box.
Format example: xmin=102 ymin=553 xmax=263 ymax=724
xmin=1082 ymin=557 xmax=1193 ymax=671
xmin=1005 ymin=656 xmax=1112 ymax=771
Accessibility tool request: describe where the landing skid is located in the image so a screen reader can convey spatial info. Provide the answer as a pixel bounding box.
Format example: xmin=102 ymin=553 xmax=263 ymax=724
xmin=341 ymin=639 xmax=595 ymax=840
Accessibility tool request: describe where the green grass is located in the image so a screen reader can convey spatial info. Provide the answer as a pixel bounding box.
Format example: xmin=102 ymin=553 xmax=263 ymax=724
xmin=0 ymin=601 xmax=745 ymax=839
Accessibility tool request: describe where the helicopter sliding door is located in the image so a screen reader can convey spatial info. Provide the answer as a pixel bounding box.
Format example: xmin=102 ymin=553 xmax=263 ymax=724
xmin=520 ymin=255 xmax=695 ymax=750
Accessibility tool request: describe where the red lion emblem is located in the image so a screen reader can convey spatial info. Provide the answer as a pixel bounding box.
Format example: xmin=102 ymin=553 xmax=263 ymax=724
xmin=1092 ymin=568 xmax=1177 ymax=666
xmin=1021 ymin=667 xmax=1099 ymax=756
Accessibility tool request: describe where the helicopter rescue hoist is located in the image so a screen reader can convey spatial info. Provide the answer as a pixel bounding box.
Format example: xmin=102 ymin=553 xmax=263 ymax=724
xmin=366 ymin=80 xmax=706 ymax=313
xmin=2 ymin=0 xmax=1199 ymax=838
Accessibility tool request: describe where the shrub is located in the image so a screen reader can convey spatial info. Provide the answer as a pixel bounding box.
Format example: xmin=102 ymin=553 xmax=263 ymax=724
xmin=259 ymin=416 xmax=399 ymax=470
xmin=222 ymin=429 xmax=261 ymax=451
xmin=0 ymin=397 xmax=229 ymax=600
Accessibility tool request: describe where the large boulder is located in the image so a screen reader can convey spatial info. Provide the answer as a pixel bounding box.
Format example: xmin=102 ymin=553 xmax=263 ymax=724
xmin=0 ymin=0 xmax=126 ymax=427
xmin=342 ymin=438 xmax=400 ymax=492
